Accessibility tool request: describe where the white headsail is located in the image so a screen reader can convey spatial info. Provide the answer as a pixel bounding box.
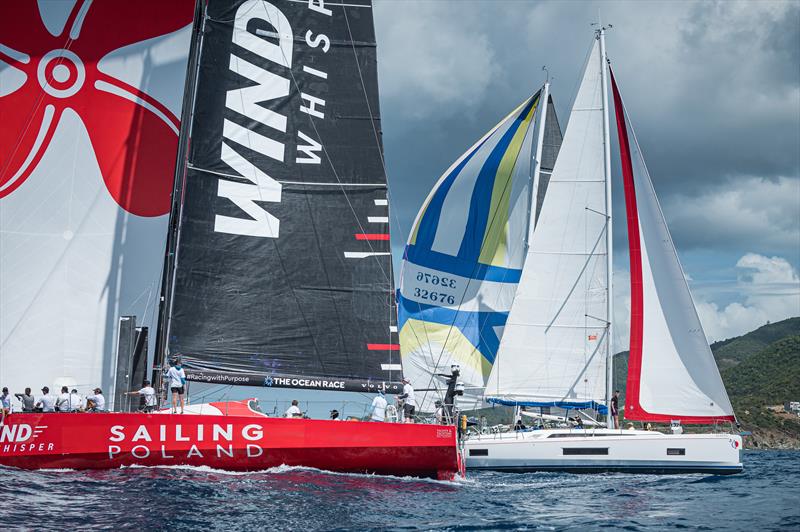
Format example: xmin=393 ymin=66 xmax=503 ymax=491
xmin=610 ymin=69 xmax=735 ymax=423
xmin=485 ymin=39 xmax=609 ymax=409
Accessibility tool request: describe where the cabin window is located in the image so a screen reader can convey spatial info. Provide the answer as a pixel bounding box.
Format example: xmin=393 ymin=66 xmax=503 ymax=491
xmin=562 ymin=447 xmax=608 ymax=455
xmin=469 ymin=449 xmax=489 ymax=456
xmin=667 ymin=448 xmax=686 ymax=456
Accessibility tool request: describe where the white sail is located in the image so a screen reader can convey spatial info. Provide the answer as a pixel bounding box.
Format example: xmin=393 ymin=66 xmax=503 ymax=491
xmin=611 ymin=71 xmax=735 ymax=422
xmin=485 ymin=39 xmax=608 ymax=407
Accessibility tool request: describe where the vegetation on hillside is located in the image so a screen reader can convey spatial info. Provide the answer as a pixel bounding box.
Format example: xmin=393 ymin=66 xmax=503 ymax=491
xmin=711 ymin=317 xmax=800 ymax=370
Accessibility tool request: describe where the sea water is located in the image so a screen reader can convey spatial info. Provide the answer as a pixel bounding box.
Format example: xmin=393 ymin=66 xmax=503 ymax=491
xmin=1 ymin=450 xmax=797 ymax=530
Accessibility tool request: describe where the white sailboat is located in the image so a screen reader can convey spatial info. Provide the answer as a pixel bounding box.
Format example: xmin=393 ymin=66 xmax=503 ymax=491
xmin=460 ymin=28 xmax=743 ymax=474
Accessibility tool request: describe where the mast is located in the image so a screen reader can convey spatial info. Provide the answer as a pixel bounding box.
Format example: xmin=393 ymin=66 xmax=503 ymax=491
xmin=528 ymin=80 xmax=550 ymax=244
xmin=154 ymin=0 xmax=206 ymax=391
xmin=598 ymin=26 xmax=614 ymax=428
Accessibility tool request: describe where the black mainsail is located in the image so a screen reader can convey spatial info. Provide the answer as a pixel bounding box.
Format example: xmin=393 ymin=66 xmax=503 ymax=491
xmin=158 ymin=0 xmax=398 ymax=392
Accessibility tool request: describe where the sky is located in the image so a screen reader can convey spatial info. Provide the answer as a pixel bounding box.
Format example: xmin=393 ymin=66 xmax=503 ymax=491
xmin=191 ymin=0 xmax=799 ymax=417
xmin=374 ymin=0 xmax=800 ymax=349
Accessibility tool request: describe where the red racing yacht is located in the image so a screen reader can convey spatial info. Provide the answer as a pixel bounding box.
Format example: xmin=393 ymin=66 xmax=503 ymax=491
xmin=0 ymin=400 xmax=461 ymax=479
xmin=0 ymin=0 xmax=462 ymax=479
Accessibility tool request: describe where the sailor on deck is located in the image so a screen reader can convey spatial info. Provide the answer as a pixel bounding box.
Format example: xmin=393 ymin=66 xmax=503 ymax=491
xmin=56 ymin=386 xmax=72 ymax=412
xmin=166 ymin=358 xmax=187 ymax=414
xmin=398 ymin=378 xmax=416 ymax=423
xmin=36 ymin=387 xmax=56 ymax=412
xmin=1 ymin=388 xmax=11 ymax=425
xmin=125 ymin=380 xmax=157 ymax=412
xmin=369 ymin=389 xmax=388 ymax=422
xmin=14 ymin=388 xmax=35 ymax=413
xmin=86 ymin=388 xmax=106 ymax=412
xmin=285 ymin=399 xmax=303 ymax=418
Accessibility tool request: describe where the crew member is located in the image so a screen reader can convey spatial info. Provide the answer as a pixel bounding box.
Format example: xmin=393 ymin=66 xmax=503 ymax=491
xmin=329 ymin=409 xmax=340 ymax=420
xmin=56 ymin=386 xmax=72 ymax=412
xmin=398 ymin=378 xmax=416 ymax=423
xmin=369 ymin=389 xmax=388 ymax=422
xmin=166 ymin=358 xmax=187 ymax=414
xmin=69 ymin=389 xmax=84 ymax=412
xmin=434 ymin=400 xmax=445 ymax=425
xmin=611 ymin=390 xmax=620 ymax=429
xmin=36 ymin=387 xmax=56 ymax=412
xmin=86 ymin=388 xmax=106 ymax=412
xmin=15 ymin=388 xmax=35 ymax=412
xmin=126 ymin=380 xmax=157 ymax=412
xmin=285 ymin=399 xmax=302 ymax=418
xmin=0 ymin=387 xmax=11 ymax=425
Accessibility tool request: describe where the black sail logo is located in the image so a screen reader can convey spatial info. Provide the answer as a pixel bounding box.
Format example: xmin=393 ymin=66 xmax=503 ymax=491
xmin=215 ymin=0 xmax=330 ymax=238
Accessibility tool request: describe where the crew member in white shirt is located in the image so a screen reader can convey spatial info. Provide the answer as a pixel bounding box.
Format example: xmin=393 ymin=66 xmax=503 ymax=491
xmin=36 ymin=387 xmax=56 ymax=412
xmin=166 ymin=358 xmax=187 ymax=414
xmin=398 ymin=378 xmax=417 ymax=423
xmin=69 ymin=389 xmax=84 ymax=412
xmin=86 ymin=388 xmax=106 ymax=412
xmin=55 ymin=386 xmax=72 ymax=412
xmin=125 ymin=380 xmax=157 ymax=412
xmin=284 ymin=399 xmax=302 ymax=418
xmin=369 ymin=389 xmax=388 ymax=422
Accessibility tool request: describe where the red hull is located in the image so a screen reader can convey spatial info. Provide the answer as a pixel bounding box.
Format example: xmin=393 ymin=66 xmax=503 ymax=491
xmin=0 ymin=413 xmax=461 ymax=480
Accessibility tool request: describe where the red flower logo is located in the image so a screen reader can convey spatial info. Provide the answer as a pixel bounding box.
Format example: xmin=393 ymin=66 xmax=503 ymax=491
xmin=0 ymin=0 xmax=193 ymax=217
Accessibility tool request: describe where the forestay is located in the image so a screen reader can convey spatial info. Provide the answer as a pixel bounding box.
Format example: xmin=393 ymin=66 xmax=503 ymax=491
xmin=398 ymin=91 xmax=544 ymax=412
xmin=611 ymin=69 xmax=735 ymax=423
xmin=485 ymin=39 xmax=608 ymax=407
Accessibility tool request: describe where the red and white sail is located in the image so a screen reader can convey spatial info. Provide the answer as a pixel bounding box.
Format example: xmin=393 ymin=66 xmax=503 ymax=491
xmin=0 ymin=1 xmax=194 ymax=399
xmin=611 ymin=69 xmax=735 ymax=423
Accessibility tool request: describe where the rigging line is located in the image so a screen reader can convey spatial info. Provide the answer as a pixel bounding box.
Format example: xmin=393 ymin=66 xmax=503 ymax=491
xmin=266 ymin=12 xmax=390 ymax=285
xmin=341 ymin=5 xmax=412 ymax=245
xmin=417 ymin=93 xmax=542 ymax=408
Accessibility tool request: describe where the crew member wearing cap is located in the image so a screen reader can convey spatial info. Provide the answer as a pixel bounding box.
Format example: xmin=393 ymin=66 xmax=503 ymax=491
xmin=125 ymin=380 xmax=157 ymax=412
xmin=398 ymin=378 xmax=417 ymax=423
xmin=329 ymin=409 xmax=340 ymax=420
xmin=369 ymin=388 xmax=388 ymax=422
xmin=86 ymin=388 xmax=106 ymax=412
xmin=35 ymin=387 xmax=56 ymax=412
xmin=55 ymin=386 xmax=72 ymax=412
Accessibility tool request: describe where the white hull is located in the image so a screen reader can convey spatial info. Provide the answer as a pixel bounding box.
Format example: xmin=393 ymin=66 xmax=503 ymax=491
xmin=465 ymin=429 xmax=743 ymax=475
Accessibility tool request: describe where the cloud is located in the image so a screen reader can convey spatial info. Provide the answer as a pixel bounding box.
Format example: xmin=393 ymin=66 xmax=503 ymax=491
xmin=374 ymin=1 xmax=498 ymax=119
xmin=695 ymin=253 xmax=800 ymax=342
xmin=613 ymin=253 xmax=800 ymax=350
xmin=662 ymin=176 xmax=800 ymax=260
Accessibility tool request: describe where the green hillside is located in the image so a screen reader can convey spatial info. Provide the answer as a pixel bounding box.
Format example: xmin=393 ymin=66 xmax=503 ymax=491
xmin=722 ymin=335 xmax=800 ymax=403
xmin=711 ymin=317 xmax=800 ymax=370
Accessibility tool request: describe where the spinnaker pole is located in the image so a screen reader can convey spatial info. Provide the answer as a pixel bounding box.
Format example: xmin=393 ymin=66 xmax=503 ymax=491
xmin=598 ymin=26 xmax=615 ymax=428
